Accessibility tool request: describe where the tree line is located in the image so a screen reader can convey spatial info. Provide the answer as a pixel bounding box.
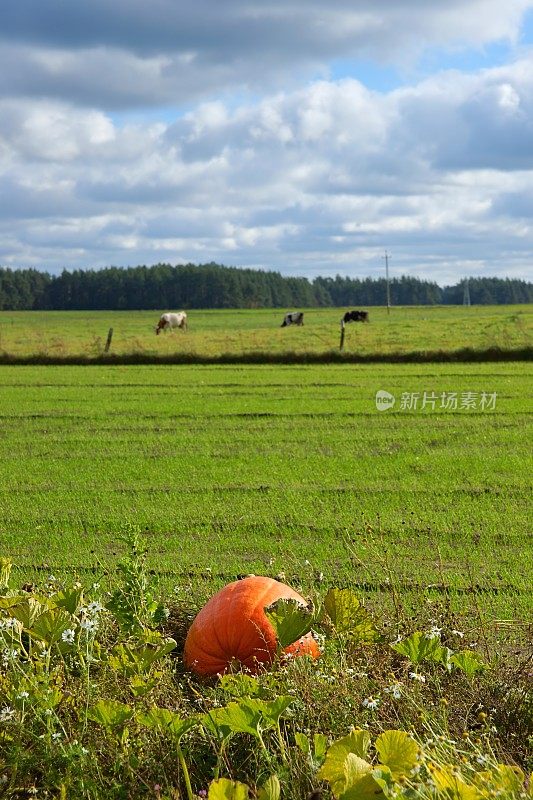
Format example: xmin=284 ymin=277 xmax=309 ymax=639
xmin=0 ymin=263 xmax=531 ymax=310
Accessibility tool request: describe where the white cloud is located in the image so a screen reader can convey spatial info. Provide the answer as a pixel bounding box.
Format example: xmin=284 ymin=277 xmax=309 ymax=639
xmin=1 ymin=2 xmax=533 ymax=281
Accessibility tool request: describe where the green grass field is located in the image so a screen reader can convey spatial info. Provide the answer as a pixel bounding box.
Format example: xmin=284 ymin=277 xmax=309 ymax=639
xmin=0 ymin=305 xmax=531 ymax=360
xmin=1 ymin=360 xmax=530 ymax=622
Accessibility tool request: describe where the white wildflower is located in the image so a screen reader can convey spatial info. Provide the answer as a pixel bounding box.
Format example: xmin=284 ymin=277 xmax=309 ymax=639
xmin=80 ymin=617 xmax=98 ymax=632
xmin=362 ymin=696 xmax=381 ymax=710
xmin=409 ymin=672 xmax=426 ymax=683
xmin=0 ymin=706 xmax=15 ymax=722
xmin=0 ymin=617 xmax=17 ymax=630
xmin=1 ymin=647 xmax=19 ymax=664
xmin=86 ymin=601 xmax=104 ymax=614
xmin=51 ymin=732 xmax=62 ymax=740
xmin=16 ymin=691 xmax=29 ymax=700
xmin=61 ymin=628 xmax=76 ymax=644
xmin=92 ymin=582 xmax=100 ymax=590
xmin=452 ymin=629 xmax=465 ymax=638
xmin=427 ymin=626 xmax=442 ymax=639
xmin=384 ymin=683 xmax=402 ymax=699
xmin=476 ymin=755 xmax=488 ymax=766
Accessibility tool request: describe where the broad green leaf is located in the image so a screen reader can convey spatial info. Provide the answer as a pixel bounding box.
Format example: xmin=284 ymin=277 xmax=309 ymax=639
xmin=375 ymin=730 xmax=419 ymax=778
xmin=341 ymin=755 xmax=381 ymax=800
xmin=88 ymin=699 xmax=133 ymax=729
xmin=137 ymin=707 xmax=197 ymax=741
xmin=257 ymin=775 xmax=281 ymax=800
xmin=372 ymin=767 xmax=394 ymax=797
xmin=258 ymin=695 xmax=294 ymax=726
xmin=27 ymin=608 xmax=73 ymax=645
xmin=208 ymin=779 xmax=250 ymax=800
xmin=318 ymin=729 xmax=372 ymax=798
xmin=0 ymin=595 xmax=27 ymax=609
xmin=265 ymin=598 xmax=314 ymax=648
xmin=313 ymin=733 xmax=328 ymax=763
xmin=295 ymin=732 xmax=310 ymax=756
xmin=392 ymin=631 xmax=445 ymax=665
xmin=450 ymin=650 xmax=487 ymax=678
xmin=219 ymin=673 xmax=261 ymax=698
xmin=9 ymin=598 xmax=49 ymax=629
xmin=129 ymin=675 xmax=159 ymax=698
xmin=324 ymin=588 xmax=378 ymax=642
xmin=204 ymin=700 xmax=262 ymax=738
xmin=51 ymin=588 xmax=84 ymax=615
xmin=107 ymin=638 xmax=177 ymax=676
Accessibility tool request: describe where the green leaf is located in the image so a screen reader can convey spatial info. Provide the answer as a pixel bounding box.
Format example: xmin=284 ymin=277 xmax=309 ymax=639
xmin=450 ymin=650 xmax=487 ymax=678
xmin=87 ymin=699 xmax=133 ymax=729
xmin=375 ymin=730 xmax=420 ymax=778
xmin=258 ymin=696 xmax=294 ymax=726
xmin=51 ymin=587 xmax=84 ymax=615
xmin=204 ymin=700 xmax=262 ymax=739
xmin=27 ymin=608 xmax=73 ymax=645
xmin=265 ymin=598 xmax=314 ymax=648
xmin=137 ymin=707 xmax=197 ymax=741
xmin=295 ymin=732 xmax=310 ymax=756
xmin=129 ymin=675 xmax=159 ymax=698
xmin=324 ymin=588 xmax=378 ymax=643
xmin=257 ymin=775 xmax=281 ymax=800
xmin=107 ymin=638 xmax=177 ymax=676
xmin=392 ymin=631 xmax=446 ymax=665
xmin=0 ymin=595 xmax=27 ymax=609
xmin=372 ymin=767 xmax=394 ymax=797
xmin=219 ymin=673 xmax=262 ymax=698
xmin=208 ymin=779 xmax=250 ymax=800
xmin=318 ymin=729 xmax=372 ymax=798
xmin=9 ymin=597 xmax=49 ymax=629
xmin=341 ymin=754 xmax=381 ymax=800
xmin=313 ymin=733 xmax=328 ymax=763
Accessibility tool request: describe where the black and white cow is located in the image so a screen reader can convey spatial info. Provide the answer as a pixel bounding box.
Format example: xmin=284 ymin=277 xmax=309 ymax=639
xmin=342 ymin=310 xmax=369 ymax=324
xmin=281 ymin=312 xmax=304 ymax=327
xmin=155 ymin=312 xmax=188 ymax=335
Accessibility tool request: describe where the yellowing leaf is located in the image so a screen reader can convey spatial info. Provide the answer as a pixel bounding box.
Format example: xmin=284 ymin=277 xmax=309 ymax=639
xmin=375 ymin=730 xmax=419 ymax=778
xmin=87 ymin=699 xmax=133 ymax=729
xmin=208 ymin=778 xmax=250 ymax=800
xmin=324 ymin=589 xmax=378 ymax=642
xmin=265 ymin=598 xmax=314 ymax=648
xmin=318 ymin=729 xmax=372 ymax=798
xmin=257 ymin=775 xmax=281 ymax=800
xmin=430 ymin=766 xmax=484 ymax=800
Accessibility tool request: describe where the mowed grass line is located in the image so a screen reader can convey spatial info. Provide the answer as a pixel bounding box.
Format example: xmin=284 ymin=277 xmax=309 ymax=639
xmin=0 ymin=362 xmax=531 ymax=620
xmin=0 ymin=305 xmax=531 ymax=360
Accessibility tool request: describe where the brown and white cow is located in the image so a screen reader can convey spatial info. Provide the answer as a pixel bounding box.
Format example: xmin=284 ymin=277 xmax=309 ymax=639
xmin=155 ymin=312 xmax=188 ymax=335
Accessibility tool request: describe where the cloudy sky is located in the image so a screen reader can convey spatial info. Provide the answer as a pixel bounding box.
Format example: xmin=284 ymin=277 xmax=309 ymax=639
xmin=2 ymin=1 xmax=533 ymax=284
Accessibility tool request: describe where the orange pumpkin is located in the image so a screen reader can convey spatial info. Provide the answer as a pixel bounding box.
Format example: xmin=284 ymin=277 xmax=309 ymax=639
xmin=184 ymin=576 xmax=320 ymax=676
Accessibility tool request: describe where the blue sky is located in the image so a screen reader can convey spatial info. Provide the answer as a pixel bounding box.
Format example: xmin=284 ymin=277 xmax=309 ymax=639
xmin=1 ymin=1 xmax=533 ymax=284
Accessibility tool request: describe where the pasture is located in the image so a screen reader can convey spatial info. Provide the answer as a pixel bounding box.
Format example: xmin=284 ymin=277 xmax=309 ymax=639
xmin=0 ymin=304 xmax=531 ymax=360
xmin=0 ymin=360 xmax=530 ymax=622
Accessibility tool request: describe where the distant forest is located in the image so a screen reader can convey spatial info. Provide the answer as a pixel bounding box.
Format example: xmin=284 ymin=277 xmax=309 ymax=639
xmin=0 ymin=263 xmax=531 ymax=310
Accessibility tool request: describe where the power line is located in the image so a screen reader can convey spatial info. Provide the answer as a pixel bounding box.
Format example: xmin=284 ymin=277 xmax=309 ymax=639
xmin=382 ymin=251 xmax=391 ymax=314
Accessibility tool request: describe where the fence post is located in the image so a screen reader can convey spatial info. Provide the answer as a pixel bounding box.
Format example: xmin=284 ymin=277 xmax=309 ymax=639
xmin=104 ymin=327 xmax=113 ymax=353
xmin=339 ymin=321 xmax=345 ymax=351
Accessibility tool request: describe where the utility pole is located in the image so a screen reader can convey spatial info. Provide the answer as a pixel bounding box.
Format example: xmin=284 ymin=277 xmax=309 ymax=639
xmin=382 ymin=251 xmax=391 ymax=314
xmin=463 ymin=278 xmax=471 ymax=306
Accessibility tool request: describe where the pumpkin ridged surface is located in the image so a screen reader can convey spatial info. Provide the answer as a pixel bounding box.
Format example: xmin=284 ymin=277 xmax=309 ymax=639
xmin=183 ymin=576 xmax=320 ymax=676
